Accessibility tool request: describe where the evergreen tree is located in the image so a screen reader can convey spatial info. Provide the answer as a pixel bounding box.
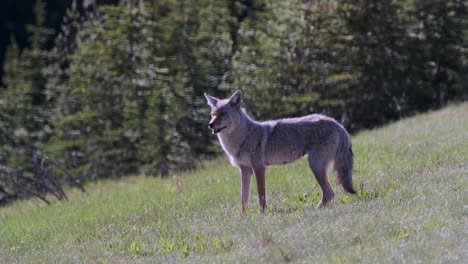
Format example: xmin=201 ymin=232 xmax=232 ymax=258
xmin=0 ymin=36 xmax=21 ymax=166
xmin=339 ymin=0 xmax=415 ymax=128
xmin=45 ymin=0 xmax=236 ymax=178
xmin=170 ymin=0 xmax=234 ymax=158
xmin=0 ymin=0 xmax=54 ymax=204
xmin=47 ymin=4 xmax=146 ymax=179
xmin=231 ymin=0 xmax=350 ymax=121
xmin=412 ymin=0 xmax=467 ymax=108
xmin=138 ymin=0 xmax=235 ymax=175
xmin=0 ymin=0 xmax=53 ymax=170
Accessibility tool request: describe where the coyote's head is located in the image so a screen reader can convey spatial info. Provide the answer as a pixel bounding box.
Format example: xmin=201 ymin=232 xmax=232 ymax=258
xmin=204 ymin=90 xmax=243 ymax=134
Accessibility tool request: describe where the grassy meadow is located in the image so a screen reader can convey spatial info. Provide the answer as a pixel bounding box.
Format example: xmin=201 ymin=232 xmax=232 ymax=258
xmin=1 ymin=103 xmax=467 ymax=263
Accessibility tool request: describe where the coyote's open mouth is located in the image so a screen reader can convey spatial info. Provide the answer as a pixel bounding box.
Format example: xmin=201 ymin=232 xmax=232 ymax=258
xmin=212 ymin=126 xmax=227 ymax=134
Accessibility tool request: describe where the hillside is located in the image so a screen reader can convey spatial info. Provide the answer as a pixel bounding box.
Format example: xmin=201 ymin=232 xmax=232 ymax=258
xmin=1 ymin=103 xmax=467 ymax=263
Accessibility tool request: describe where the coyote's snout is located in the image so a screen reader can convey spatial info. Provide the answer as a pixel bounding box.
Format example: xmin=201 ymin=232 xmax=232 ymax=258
xmin=204 ymin=90 xmax=356 ymax=214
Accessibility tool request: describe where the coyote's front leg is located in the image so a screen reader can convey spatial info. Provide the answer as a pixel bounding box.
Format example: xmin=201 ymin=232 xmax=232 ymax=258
xmin=253 ymin=164 xmax=267 ymax=213
xmin=239 ymin=166 xmax=253 ymax=215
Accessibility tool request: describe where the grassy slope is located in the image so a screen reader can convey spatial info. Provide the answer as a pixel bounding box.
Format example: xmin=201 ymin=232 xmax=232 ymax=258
xmin=1 ymin=103 xmax=467 ymax=263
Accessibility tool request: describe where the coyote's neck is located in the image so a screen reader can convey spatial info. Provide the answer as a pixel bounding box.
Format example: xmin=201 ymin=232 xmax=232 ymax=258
xmin=218 ymin=110 xmax=256 ymax=157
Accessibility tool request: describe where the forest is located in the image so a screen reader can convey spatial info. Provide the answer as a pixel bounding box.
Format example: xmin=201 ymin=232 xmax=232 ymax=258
xmin=0 ymin=0 xmax=467 ymax=204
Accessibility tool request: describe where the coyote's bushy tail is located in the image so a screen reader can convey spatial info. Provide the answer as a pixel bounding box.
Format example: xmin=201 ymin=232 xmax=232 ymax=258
xmin=334 ymin=130 xmax=356 ymax=194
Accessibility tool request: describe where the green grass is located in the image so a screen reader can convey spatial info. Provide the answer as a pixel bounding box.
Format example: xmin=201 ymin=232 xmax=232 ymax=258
xmin=1 ymin=103 xmax=467 ymax=263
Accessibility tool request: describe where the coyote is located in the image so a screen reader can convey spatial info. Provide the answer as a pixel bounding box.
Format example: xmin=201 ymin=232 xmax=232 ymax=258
xmin=204 ymin=90 xmax=356 ymax=214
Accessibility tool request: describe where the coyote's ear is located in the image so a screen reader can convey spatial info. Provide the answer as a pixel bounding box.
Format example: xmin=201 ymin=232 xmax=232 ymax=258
xmin=204 ymin=93 xmax=219 ymax=108
xmin=228 ymin=90 xmax=242 ymax=109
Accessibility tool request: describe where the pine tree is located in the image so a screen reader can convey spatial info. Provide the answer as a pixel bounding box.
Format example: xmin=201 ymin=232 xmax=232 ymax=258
xmin=231 ymin=0 xmax=350 ymax=121
xmin=138 ymin=0 xmax=235 ymax=175
xmin=339 ymin=0 xmax=415 ymax=128
xmin=173 ymin=0 xmax=234 ymax=158
xmin=48 ymin=4 xmax=144 ymax=179
xmin=0 ymin=36 xmax=21 ymax=166
xmin=0 ymin=0 xmax=53 ymax=171
xmin=412 ymin=0 xmax=467 ymax=108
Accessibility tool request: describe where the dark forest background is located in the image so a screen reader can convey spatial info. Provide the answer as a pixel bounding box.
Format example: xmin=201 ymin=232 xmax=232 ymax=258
xmin=0 ymin=0 xmax=467 ymax=204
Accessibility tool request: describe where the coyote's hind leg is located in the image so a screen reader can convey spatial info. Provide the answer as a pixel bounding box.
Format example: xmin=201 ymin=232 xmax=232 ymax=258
xmin=307 ymin=154 xmax=334 ymax=208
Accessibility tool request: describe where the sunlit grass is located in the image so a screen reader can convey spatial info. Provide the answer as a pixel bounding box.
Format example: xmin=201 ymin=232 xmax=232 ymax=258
xmin=1 ymin=103 xmax=467 ymax=263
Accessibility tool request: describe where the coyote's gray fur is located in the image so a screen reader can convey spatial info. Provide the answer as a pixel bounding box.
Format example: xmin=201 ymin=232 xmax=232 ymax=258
xmin=204 ymin=90 xmax=356 ymax=214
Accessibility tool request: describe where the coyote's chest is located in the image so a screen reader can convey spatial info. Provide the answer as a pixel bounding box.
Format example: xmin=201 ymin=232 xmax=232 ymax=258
xmin=218 ymin=134 xmax=253 ymax=167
